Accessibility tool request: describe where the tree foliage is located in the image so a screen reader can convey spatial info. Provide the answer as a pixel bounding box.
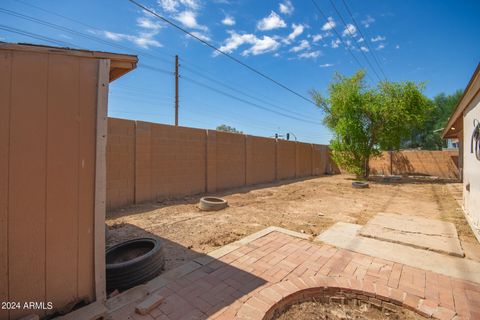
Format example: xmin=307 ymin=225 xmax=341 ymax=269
xmin=404 ymin=90 xmax=462 ymax=150
xmin=311 ymin=70 xmax=432 ymax=178
xmin=216 ymin=124 xmax=243 ymax=134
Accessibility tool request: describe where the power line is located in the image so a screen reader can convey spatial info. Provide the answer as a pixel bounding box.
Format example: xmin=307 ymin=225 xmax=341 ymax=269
xmin=181 ymin=60 xmax=321 ymax=120
xmin=340 ymin=0 xmax=388 ymax=80
xmin=0 ymin=24 xmax=76 ymax=47
xmin=138 ymin=63 xmax=173 ymax=75
xmin=184 ymin=96 xmax=331 ymax=138
xmin=127 ymin=0 xmax=316 ymax=106
xmin=12 ymin=0 xmax=177 ymax=60
xmin=181 ymin=63 xmax=319 ymax=121
xmin=0 ymin=13 xmax=328 ymax=137
xmin=326 ymin=0 xmax=383 ymax=82
xmin=182 ymin=75 xmax=321 ymax=125
xmin=0 ymin=24 xmax=318 ymax=127
xmin=2 ymin=4 xmax=321 ymax=120
xmin=310 ymin=0 xmax=376 ymax=84
xmin=0 ymin=6 xmax=173 ymax=65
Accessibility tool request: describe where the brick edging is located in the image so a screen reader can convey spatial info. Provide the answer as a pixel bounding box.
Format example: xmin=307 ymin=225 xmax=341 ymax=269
xmin=233 ymin=275 xmax=457 ymax=320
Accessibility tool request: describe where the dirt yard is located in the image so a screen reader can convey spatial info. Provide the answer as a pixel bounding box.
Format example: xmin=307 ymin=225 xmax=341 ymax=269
xmin=106 ymin=174 xmax=480 ymax=271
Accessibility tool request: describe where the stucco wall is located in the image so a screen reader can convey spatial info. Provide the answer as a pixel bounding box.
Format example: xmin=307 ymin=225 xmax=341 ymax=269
xmin=463 ymin=92 xmax=480 ymax=233
xmin=106 ymin=118 xmax=335 ymax=211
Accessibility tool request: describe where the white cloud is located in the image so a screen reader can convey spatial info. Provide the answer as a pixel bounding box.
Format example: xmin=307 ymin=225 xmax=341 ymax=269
xmin=242 ymin=36 xmax=280 ymax=55
xmin=357 ymin=37 xmax=364 ymax=43
xmin=157 ymin=0 xmax=200 ymax=12
xmin=222 ymin=15 xmax=235 ymax=26
xmin=137 ymin=17 xmax=162 ymax=30
xmin=312 ymin=34 xmax=323 ymax=42
xmin=284 ymin=23 xmax=304 ymax=43
xmin=319 ymin=63 xmax=333 ymax=67
xmin=189 ymin=31 xmax=211 ymax=41
xmin=175 ymin=10 xmax=208 ymax=31
xmin=218 ymin=32 xmax=255 ymax=53
xmin=257 ymin=11 xmax=287 ymax=30
xmin=299 ymin=51 xmax=321 ymax=59
xmin=361 ymin=15 xmax=375 ymax=28
xmin=322 ymin=31 xmax=333 ymax=38
xmin=290 ymin=39 xmax=310 ymax=52
xmin=331 ymin=38 xmax=341 ymax=48
xmin=102 ymin=30 xmax=162 ymax=49
xmin=360 ymin=46 xmax=369 ymax=52
xmin=342 ymin=23 xmax=357 ymax=37
xmin=279 ymin=0 xmax=294 ymax=15
xmin=180 ymin=0 xmax=200 ymax=10
xmin=376 ymin=43 xmax=385 ymax=50
xmin=371 ymin=35 xmax=386 ymax=42
xmin=218 ymin=31 xmax=280 ymax=56
xmin=321 ymin=17 xmax=336 ymax=31
xmin=157 ymin=0 xmax=179 ymax=12
xmin=395 ymin=44 xmax=400 ymax=49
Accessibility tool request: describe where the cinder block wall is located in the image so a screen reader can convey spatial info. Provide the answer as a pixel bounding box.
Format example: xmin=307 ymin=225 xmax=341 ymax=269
xmin=106 ymin=118 xmax=135 ymax=209
xmin=246 ymin=136 xmax=276 ymax=185
xmin=369 ymin=150 xmax=459 ymax=179
xmin=215 ymin=131 xmax=246 ymax=190
xmin=106 ymin=118 xmax=335 ymax=210
xmin=276 ymin=140 xmax=296 ymax=180
xmin=296 ymin=142 xmax=313 ymax=177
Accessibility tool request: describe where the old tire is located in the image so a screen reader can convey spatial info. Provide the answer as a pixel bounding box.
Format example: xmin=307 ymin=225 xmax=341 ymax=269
xmin=106 ymin=238 xmax=165 ymax=291
xmin=199 ymin=197 xmax=228 ymax=211
xmin=352 ymin=181 xmax=369 ymax=188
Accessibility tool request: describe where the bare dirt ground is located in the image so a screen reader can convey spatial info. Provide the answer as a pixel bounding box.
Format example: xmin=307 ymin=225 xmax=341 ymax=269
xmin=106 ymin=174 xmax=480 ymax=271
xmin=274 ymin=300 xmax=425 ymax=320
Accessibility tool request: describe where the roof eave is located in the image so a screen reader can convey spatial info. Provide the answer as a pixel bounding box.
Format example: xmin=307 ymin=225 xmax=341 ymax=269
xmin=0 ymin=42 xmax=138 ymax=82
xmin=442 ymin=63 xmax=480 ymax=139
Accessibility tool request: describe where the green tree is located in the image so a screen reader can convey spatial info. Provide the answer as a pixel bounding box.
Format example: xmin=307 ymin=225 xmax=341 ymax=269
xmin=216 ymin=124 xmax=243 ymax=134
xmin=311 ymin=70 xmax=431 ymax=178
xmin=405 ymin=90 xmax=462 ymax=150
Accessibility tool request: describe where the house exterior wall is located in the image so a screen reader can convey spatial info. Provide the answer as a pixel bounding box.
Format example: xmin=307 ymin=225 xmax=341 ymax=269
xmin=463 ymin=92 xmax=480 ymax=237
xmin=0 ymin=49 xmax=98 ymax=319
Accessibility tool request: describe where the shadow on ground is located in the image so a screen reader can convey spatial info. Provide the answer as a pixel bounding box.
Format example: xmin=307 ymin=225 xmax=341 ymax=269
xmin=107 ymin=223 xmax=267 ymax=319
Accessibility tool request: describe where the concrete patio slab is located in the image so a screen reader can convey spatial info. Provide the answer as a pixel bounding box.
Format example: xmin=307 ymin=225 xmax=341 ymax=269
xmin=359 ymin=213 xmax=464 ymax=257
xmin=315 ymin=222 xmax=480 ymax=284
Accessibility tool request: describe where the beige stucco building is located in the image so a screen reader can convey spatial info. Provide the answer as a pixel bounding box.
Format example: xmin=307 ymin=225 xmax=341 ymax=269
xmin=443 ymin=63 xmax=480 ymax=243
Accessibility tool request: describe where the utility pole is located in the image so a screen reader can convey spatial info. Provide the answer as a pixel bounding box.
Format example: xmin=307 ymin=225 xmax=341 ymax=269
xmin=175 ymin=54 xmax=179 ymax=126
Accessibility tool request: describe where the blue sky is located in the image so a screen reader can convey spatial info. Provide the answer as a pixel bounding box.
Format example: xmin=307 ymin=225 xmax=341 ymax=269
xmin=1 ymin=0 xmax=479 ymax=144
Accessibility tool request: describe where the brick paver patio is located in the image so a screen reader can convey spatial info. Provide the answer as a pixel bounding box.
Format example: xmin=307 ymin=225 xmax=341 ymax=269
xmin=117 ymin=230 xmax=480 ymax=320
